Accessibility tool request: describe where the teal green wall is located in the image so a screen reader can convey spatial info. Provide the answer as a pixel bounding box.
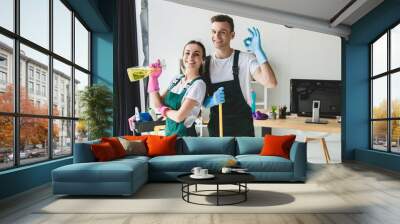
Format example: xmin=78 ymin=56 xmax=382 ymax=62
xmin=66 ymin=0 xmax=110 ymax=32
xmin=91 ymin=0 xmax=115 ymax=135
xmin=92 ymin=33 xmax=113 ymax=90
xmin=0 ymin=158 xmax=72 ymax=199
xmin=344 ymin=0 xmax=400 ymax=171
xmin=355 ymin=149 xmax=400 ymax=172
xmin=91 ymin=0 xmax=115 ymax=88
xmin=91 ymin=31 xmax=114 ymax=136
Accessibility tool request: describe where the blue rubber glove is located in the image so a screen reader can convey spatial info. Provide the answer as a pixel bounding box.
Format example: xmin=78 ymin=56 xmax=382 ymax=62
xmin=203 ymin=87 xmax=225 ymax=108
xmin=243 ymin=27 xmax=268 ymax=64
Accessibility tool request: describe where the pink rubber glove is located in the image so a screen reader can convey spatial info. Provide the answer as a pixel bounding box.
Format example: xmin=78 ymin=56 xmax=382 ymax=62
xmin=159 ymin=105 xmax=170 ymax=117
xmin=147 ymin=59 xmax=162 ymax=93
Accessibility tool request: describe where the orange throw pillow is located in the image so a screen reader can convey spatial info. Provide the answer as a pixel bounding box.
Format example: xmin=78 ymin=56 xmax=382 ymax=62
xmin=101 ymin=137 xmax=126 ymax=158
xmin=91 ymin=142 xmax=118 ymax=161
xmin=260 ymin=134 xmax=296 ymax=159
xmin=147 ymin=135 xmax=177 ymax=157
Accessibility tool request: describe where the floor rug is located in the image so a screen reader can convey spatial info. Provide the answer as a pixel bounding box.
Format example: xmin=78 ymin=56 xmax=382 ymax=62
xmin=38 ymin=183 xmax=361 ymax=214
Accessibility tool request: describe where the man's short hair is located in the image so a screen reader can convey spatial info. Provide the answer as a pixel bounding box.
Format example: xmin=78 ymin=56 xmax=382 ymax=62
xmin=211 ymin=14 xmax=234 ymax=32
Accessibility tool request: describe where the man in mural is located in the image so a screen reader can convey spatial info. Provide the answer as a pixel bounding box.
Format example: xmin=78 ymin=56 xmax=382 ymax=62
xmin=203 ymin=14 xmax=278 ymax=137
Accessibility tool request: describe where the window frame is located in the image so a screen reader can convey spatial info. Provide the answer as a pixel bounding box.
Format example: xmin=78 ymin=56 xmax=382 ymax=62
xmin=0 ymin=70 xmax=7 ymax=85
xmin=370 ymin=20 xmax=400 ymax=154
xmin=0 ymin=0 xmax=92 ymax=171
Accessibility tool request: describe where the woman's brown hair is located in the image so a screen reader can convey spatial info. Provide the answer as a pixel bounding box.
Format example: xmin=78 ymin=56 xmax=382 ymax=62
xmin=180 ymin=40 xmax=206 ymax=75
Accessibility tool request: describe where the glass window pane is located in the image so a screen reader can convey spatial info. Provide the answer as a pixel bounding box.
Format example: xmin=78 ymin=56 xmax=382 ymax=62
xmin=74 ymin=18 xmax=89 ymax=70
xmin=53 ymin=119 xmax=72 ymax=158
xmin=391 ymin=120 xmax=400 ymax=153
xmin=53 ymin=59 xmax=72 ymax=117
xmin=0 ymin=116 xmax=14 ymax=170
xmin=0 ymin=0 xmax=14 ymax=31
xmin=20 ymin=44 xmax=49 ymax=115
xmin=74 ymin=69 xmax=89 ymax=118
xmin=0 ymin=34 xmax=14 ymax=113
xmin=20 ymin=0 xmax=49 ymax=49
xmin=53 ymin=0 xmax=72 ymax=60
xmin=372 ymin=121 xmax=388 ymax=151
xmin=372 ymin=33 xmax=387 ymax=76
xmin=391 ymin=72 xmax=400 ymax=118
xmin=372 ymin=77 xmax=387 ymax=119
xmin=391 ymin=24 xmax=400 ymax=70
xmin=20 ymin=117 xmax=49 ymax=165
xmin=75 ymin=120 xmax=88 ymax=143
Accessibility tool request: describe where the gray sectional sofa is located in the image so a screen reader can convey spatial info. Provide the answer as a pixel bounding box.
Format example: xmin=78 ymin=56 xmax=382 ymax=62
xmin=52 ymin=137 xmax=307 ymax=196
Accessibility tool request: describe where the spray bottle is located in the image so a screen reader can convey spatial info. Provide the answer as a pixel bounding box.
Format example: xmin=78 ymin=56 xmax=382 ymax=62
xmin=134 ymin=107 xmax=140 ymax=122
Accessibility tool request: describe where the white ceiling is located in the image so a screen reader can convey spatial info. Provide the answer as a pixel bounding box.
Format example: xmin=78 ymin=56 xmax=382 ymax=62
xmin=163 ymin=0 xmax=384 ymax=38
xmin=225 ymin=0 xmax=353 ymax=22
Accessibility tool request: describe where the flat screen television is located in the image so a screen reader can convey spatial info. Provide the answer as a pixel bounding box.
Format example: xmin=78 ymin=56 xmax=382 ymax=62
xmin=290 ymin=79 xmax=341 ymax=118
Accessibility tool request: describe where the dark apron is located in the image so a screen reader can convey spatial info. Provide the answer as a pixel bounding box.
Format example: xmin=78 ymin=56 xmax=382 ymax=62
xmin=204 ymin=50 xmax=255 ymax=137
xmin=163 ymin=75 xmax=202 ymax=137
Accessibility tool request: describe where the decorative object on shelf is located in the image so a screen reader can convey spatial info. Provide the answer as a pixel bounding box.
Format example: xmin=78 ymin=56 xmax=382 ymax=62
xmin=270 ymin=105 xmax=277 ymax=119
xmin=79 ymin=84 xmax=113 ymax=140
xmin=252 ymin=110 xmax=268 ymax=120
xmin=279 ymin=105 xmax=287 ymax=119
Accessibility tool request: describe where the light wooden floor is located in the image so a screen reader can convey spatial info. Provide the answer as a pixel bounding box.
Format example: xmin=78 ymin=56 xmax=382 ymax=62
xmin=1 ymin=162 xmax=400 ymax=224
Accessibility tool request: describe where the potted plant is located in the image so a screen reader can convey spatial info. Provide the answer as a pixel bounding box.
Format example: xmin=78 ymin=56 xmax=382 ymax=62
xmin=270 ymin=105 xmax=277 ymax=119
xmin=279 ymin=105 xmax=287 ymax=119
xmin=79 ymin=84 xmax=113 ymax=140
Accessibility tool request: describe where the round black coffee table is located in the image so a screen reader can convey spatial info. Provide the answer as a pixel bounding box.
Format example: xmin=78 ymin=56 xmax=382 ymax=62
xmin=177 ymin=173 xmax=255 ymax=206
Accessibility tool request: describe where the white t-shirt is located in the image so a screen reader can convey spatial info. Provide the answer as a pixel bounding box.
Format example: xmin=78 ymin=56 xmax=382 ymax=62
xmin=209 ymin=50 xmax=259 ymax=105
xmin=168 ymin=75 xmax=206 ymax=127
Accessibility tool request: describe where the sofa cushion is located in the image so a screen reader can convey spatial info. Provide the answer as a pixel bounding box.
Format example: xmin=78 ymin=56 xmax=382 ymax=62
xmin=91 ymin=142 xmax=118 ymax=161
xmin=74 ymin=140 xmax=100 ymax=163
xmin=180 ymin=137 xmax=235 ymax=155
xmin=260 ymin=135 xmax=296 ymax=159
xmin=115 ymin=155 xmax=150 ymax=163
xmin=236 ymin=137 xmax=263 ymax=155
xmin=101 ymin=137 xmax=127 ymax=158
xmin=52 ymin=159 xmax=147 ymax=183
xmin=148 ymin=154 xmax=235 ymax=172
xmin=236 ymin=155 xmax=293 ymax=172
xmin=147 ymin=135 xmax=177 ymax=157
xmin=123 ymin=135 xmax=150 ymax=141
xmin=118 ymin=137 xmax=147 ymax=156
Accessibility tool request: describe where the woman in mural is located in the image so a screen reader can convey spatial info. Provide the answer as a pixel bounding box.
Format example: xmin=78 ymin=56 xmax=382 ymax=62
xmin=148 ymin=40 xmax=207 ymax=136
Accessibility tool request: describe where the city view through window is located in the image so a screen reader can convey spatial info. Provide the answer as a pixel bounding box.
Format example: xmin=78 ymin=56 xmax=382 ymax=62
xmin=371 ymin=23 xmax=400 ymax=153
xmin=0 ymin=0 xmax=90 ymax=170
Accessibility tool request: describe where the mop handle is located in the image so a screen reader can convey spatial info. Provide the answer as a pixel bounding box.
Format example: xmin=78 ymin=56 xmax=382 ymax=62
xmin=219 ymin=104 xmax=223 ymax=137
